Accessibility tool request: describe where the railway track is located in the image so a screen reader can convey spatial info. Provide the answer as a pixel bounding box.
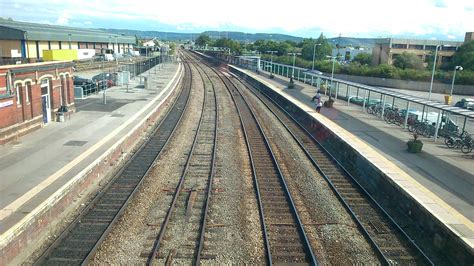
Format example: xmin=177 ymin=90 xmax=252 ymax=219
xmin=146 ymin=55 xmax=218 ymax=265
xmin=231 ymin=71 xmax=433 ymax=265
xmin=35 ymin=62 xmax=191 ymax=265
xmin=194 ymin=53 xmax=318 ymax=265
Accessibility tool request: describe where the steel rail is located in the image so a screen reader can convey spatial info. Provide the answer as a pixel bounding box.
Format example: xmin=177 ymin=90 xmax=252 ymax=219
xmin=190 ymin=58 xmax=219 ymax=265
xmin=233 ymin=72 xmax=433 ymax=265
xmin=36 ymin=60 xmax=191 ymax=265
xmin=147 ymin=54 xmax=218 ymax=265
xmin=192 ymin=52 xmax=317 ymax=265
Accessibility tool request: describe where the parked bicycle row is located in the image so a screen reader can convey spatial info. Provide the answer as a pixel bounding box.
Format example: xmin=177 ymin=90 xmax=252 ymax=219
xmin=444 ymin=131 xmax=473 ymax=154
xmin=364 ymin=102 xmax=473 ymax=154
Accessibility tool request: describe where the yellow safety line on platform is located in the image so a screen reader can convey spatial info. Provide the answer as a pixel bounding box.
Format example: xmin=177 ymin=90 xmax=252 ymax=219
xmin=232 ymin=65 xmax=474 ymax=245
xmin=0 ymin=64 xmax=182 ymax=223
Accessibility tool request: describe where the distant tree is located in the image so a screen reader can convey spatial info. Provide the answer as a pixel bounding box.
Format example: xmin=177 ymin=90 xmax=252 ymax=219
xmin=136 ymin=35 xmax=143 ymax=46
xmin=169 ymin=43 xmax=176 ymax=55
xmin=195 ymin=34 xmax=212 ymax=46
xmin=214 ymin=38 xmax=242 ymax=54
xmin=449 ymin=41 xmax=474 ymax=71
xmin=352 ymin=53 xmax=372 ymax=65
xmin=252 ymin=39 xmax=290 ymax=56
xmin=301 ymin=33 xmax=332 ymax=62
xmin=393 ymin=52 xmax=425 ymax=70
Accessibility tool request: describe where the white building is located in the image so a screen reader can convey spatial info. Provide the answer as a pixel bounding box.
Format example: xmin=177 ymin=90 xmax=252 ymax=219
xmin=332 ymin=47 xmax=372 ymax=62
xmin=143 ymin=39 xmax=156 ymax=47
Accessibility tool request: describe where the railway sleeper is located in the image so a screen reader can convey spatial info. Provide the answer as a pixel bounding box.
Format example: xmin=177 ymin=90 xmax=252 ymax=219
xmin=42 ymin=256 xmax=84 ymax=263
xmin=271 ymin=251 xmax=308 ymax=262
xmin=49 ymin=248 xmax=90 ymax=259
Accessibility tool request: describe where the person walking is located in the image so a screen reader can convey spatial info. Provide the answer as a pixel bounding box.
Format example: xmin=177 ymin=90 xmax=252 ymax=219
xmin=312 ymin=90 xmax=321 ymax=102
xmin=316 ymin=100 xmax=323 ymax=113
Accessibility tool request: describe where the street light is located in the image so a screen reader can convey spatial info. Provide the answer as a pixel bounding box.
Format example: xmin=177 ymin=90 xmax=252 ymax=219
xmin=450 ymin=66 xmax=463 ymax=97
xmin=288 ymin=52 xmax=301 ymax=78
xmin=325 ymin=56 xmax=337 ymax=97
xmin=312 ymin=43 xmax=321 ymax=70
xmin=428 ymin=44 xmax=450 ymax=100
xmin=266 ymin=50 xmax=277 ymax=75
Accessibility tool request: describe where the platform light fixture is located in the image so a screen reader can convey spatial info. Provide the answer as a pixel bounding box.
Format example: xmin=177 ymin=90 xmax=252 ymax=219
xmin=266 ymin=50 xmax=277 ymax=75
xmin=428 ymin=44 xmax=451 ymax=100
xmin=450 ymin=65 xmax=463 ymax=97
xmin=312 ymin=43 xmax=321 ymax=71
xmin=288 ymin=52 xmax=301 ymax=78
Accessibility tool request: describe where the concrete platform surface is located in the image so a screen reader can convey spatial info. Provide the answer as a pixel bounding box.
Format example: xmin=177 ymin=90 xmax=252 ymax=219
xmin=0 ymin=62 xmax=181 ymax=234
xmin=234 ymin=66 xmax=473 ymax=248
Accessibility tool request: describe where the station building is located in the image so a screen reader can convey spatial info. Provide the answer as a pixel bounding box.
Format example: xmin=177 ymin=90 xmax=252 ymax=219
xmin=0 ymin=18 xmax=136 ymax=64
xmin=372 ymin=37 xmax=463 ymax=66
xmin=0 ymin=61 xmax=74 ymax=144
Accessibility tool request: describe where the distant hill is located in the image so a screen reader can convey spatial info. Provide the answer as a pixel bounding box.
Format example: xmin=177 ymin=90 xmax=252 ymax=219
xmin=102 ymin=28 xmax=380 ymax=48
xmin=101 ymin=29 xmax=303 ymax=42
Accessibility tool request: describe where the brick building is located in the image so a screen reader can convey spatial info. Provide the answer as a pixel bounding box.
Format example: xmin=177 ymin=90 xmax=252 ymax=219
xmin=0 ymin=61 xmax=74 ymax=144
xmin=372 ymin=38 xmax=463 ymax=66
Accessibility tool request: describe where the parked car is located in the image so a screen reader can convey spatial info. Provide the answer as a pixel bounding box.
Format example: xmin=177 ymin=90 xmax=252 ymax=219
xmin=454 ymin=98 xmax=474 ymax=109
xmin=304 ymin=69 xmax=324 ymax=75
xmin=73 ymin=76 xmax=97 ymax=95
xmin=92 ymin=73 xmax=116 ymax=89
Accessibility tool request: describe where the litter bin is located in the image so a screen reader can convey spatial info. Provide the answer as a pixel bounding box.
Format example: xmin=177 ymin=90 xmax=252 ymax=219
xmin=444 ymin=95 xmax=452 ymax=105
xmin=57 ymin=112 xmax=65 ymax=122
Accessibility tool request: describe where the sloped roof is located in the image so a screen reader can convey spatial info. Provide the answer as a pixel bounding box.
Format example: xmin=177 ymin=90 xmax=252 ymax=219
xmin=0 ymin=18 xmax=135 ymax=44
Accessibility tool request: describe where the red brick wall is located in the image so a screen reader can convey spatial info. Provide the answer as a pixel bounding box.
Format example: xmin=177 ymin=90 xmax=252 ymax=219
xmin=30 ymin=83 xmax=42 ymax=118
xmin=0 ymin=62 xmax=74 ymax=143
xmin=0 ymin=97 xmax=16 ymax=128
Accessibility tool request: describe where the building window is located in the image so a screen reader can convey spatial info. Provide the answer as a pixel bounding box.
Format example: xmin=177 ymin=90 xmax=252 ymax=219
xmin=392 ymin=43 xmax=406 ymax=49
xmin=16 ymin=84 xmax=22 ymax=106
xmin=442 ymin=46 xmax=458 ymax=51
xmin=25 ymin=82 xmax=31 ymax=104
xmin=408 ymin=44 xmax=424 ymax=50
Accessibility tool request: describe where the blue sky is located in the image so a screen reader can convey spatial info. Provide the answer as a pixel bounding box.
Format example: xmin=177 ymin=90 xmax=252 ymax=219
xmin=0 ymin=0 xmax=473 ymax=40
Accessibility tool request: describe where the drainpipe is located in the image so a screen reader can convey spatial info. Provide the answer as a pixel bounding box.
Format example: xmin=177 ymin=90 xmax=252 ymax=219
xmin=6 ymin=70 xmax=12 ymax=96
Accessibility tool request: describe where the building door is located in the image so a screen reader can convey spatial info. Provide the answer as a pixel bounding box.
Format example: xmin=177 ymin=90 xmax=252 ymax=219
xmin=41 ymin=79 xmax=51 ymax=123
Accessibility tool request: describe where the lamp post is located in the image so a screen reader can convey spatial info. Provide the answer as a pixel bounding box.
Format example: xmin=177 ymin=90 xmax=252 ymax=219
xmin=266 ymin=50 xmax=277 ymax=76
xmin=325 ymin=56 xmax=337 ymax=97
xmin=428 ymin=44 xmax=450 ymax=100
xmin=450 ymin=66 xmax=463 ymax=97
xmin=312 ymin=43 xmax=321 ymax=71
xmin=288 ymin=52 xmax=300 ymax=78
xmin=68 ymin=34 xmax=71 ymax=49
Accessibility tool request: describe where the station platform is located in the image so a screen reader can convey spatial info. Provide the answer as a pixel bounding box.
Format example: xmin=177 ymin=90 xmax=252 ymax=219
xmin=0 ymin=61 xmax=182 ymax=263
xmin=232 ymin=66 xmax=473 ymax=251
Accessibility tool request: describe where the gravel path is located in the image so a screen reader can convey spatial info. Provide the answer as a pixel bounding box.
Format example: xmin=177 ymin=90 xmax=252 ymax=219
xmin=235 ymin=78 xmax=381 ymax=264
xmin=91 ymin=63 xmax=205 ymax=264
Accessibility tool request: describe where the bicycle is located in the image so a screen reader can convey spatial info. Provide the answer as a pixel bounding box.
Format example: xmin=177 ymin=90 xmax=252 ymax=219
xmin=461 ymin=136 xmax=473 ymax=154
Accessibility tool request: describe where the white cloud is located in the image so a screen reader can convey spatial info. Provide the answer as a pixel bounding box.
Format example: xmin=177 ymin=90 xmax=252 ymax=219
xmin=1 ymin=0 xmax=473 ymax=38
xmin=56 ymin=12 xmax=70 ymax=25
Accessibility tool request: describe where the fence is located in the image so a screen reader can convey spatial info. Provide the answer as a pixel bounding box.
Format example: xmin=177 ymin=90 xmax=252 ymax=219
xmin=250 ymin=59 xmax=474 ymax=141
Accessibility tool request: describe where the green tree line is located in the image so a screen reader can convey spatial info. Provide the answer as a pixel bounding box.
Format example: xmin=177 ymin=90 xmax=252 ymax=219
xmin=194 ymin=33 xmax=474 ymax=85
